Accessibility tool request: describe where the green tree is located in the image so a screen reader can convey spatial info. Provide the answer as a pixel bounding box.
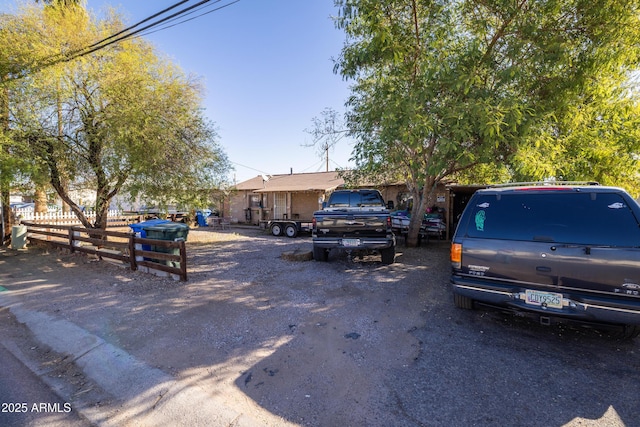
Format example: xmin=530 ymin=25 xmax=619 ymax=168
xmin=511 ymin=80 xmax=640 ymax=194
xmin=334 ymin=0 xmax=640 ymax=246
xmin=35 ymin=0 xmax=81 ymax=6
xmin=3 ymin=3 xmax=230 ymax=230
xmin=0 ymin=8 xmax=45 ymax=241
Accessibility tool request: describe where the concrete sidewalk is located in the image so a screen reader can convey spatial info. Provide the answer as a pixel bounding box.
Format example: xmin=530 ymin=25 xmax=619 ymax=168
xmin=0 ymin=289 xmax=264 ymax=427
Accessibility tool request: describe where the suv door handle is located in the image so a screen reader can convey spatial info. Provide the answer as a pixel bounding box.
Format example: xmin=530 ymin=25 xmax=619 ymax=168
xmin=536 ymin=266 xmax=552 ymax=272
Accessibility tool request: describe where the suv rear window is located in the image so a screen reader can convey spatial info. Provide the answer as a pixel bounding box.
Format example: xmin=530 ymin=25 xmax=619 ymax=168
xmin=464 ymin=192 xmax=640 ymax=246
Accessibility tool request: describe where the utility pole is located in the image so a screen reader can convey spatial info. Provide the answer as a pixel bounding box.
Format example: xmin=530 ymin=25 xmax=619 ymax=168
xmin=325 ymin=143 xmax=329 ymax=172
xmin=304 ymin=108 xmax=345 ymax=174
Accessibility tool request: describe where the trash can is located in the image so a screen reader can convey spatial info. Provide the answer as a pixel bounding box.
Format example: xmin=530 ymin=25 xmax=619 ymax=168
xmin=129 ymin=219 xmax=172 ymax=252
xmin=11 ymin=225 xmax=27 ymax=250
xmin=196 ymin=211 xmax=210 ymax=227
xmin=142 ymin=222 xmax=189 ymax=267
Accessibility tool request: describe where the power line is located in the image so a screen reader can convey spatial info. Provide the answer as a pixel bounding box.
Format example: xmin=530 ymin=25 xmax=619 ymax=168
xmin=5 ymin=0 xmax=240 ymax=81
xmin=66 ymin=0 xmax=233 ymax=62
xmin=83 ymin=0 xmax=191 ymax=51
xmin=21 ymin=0 xmax=199 ymax=72
xmin=229 ymin=161 xmax=271 ymax=176
xmin=135 ymin=1 xmax=240 ymax=40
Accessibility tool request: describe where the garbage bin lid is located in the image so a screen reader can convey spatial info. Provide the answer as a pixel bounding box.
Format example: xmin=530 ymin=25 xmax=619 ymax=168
xmin=142 ymin=223 xmax=190 ymax=231
xmin=129 ymin=219 xmax=171 ymax=231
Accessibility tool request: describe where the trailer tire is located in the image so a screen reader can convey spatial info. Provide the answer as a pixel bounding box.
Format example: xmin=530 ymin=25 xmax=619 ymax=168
xmin=284 ymin=223 xmax=298 ymax=238
xmin=270 ymin=223 xmax=283 ymax=236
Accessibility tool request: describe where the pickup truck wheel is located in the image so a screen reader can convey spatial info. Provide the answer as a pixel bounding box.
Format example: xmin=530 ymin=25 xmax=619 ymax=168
xmin=284 ymin=224 xmax=298 ymax=238
xmin=313 ymin=246 xmax=328 ymax=262
xmin=453 ymin=293 xmax=474 ymax=310
xmin=270 ymin=223 xmax=282 ymax=236
xmin=380 ymin=247 xmax=395 ymax=264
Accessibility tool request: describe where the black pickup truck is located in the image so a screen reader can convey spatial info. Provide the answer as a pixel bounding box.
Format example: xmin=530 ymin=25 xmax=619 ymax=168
xmin=312 ymin=189 xmax=396 ymax=264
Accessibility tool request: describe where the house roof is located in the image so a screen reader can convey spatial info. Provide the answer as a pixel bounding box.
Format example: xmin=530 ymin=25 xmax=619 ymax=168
xmin=233 ymin=171 xmax=345 ymax=193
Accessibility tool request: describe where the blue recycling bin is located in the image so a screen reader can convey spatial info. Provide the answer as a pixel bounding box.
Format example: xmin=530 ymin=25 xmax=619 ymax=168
xmin=196 ymin=211 xmax=207 ymax=227
xmin=129 ymin=219 xmax=172 ymax=251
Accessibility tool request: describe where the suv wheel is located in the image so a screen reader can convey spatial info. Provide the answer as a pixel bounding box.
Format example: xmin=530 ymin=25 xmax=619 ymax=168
xmin=453 ymin=293 xmax=474 ymax=310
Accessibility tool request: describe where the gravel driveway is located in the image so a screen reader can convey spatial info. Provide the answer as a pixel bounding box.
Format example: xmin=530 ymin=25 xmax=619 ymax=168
xmin=1 ymin=227 xmax=639 ymax=426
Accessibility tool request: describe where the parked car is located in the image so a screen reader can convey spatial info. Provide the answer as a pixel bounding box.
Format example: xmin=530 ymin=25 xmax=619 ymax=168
xmin=450 ymin=182 xmax=640 ymax=339
xmin=10 ymin=202 xmax=35 ymax=211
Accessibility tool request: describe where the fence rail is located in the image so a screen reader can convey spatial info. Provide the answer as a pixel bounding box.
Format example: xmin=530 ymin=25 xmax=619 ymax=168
xmin=21 ymin=221 xmax=187 ymax=281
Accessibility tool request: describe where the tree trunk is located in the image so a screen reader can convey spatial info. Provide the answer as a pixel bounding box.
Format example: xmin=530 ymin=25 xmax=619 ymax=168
xmin=405 ymin=178 xmax=437 ymax=247
xmin=1 ymin=190 xmax=10 ymax=245
xmin=34 ymin=186 xmax=48 ymax=214
xmin=1 ymin=83 xmax=11 ymax=244
xmin=405 ymin=186 xmax=424 ymax=248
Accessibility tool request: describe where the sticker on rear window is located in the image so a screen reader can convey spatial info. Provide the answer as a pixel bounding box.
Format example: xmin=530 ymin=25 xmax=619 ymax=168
xmin=475 ymin=210 xmax=486 ymax=231
xmin=608 ymin=202 xmax=626 ymax=209
xmin=477 ymin=202 xmax=490 ymax=208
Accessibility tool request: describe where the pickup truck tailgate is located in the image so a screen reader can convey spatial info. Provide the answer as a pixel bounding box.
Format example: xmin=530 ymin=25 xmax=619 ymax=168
xmin=315 ymin=214 xmax=389 ymax=238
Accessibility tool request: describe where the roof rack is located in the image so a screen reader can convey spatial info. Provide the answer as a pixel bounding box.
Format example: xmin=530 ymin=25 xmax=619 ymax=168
xmin=488 ymin=181 xmax=600 ymax=188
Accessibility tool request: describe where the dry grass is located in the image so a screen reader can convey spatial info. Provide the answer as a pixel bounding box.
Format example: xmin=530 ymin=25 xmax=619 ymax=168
xmin=186 ymin=228 xmax=253 ymax=245
xmin=101 ymin=225 xmax=257 ymax=245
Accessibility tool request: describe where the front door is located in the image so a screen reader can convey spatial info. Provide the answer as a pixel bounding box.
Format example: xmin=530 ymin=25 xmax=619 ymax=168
xmin=273 ymin=193 xmax=287 ymax=220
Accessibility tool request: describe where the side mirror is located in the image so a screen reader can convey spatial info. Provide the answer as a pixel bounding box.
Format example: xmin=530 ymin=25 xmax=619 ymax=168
xmin=387 ymin=201 xmax=394 ymax=210
xmin=322 ymin=202 xmax=327 ymax=209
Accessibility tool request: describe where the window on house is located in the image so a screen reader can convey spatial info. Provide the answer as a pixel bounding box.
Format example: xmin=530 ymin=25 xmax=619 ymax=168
xmin=250 ymin=195 xmax=261 ymax=208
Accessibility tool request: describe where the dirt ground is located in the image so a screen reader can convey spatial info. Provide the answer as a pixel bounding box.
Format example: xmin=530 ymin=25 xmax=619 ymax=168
xmin=1 ymin=227 xmax=445 ymax=426
xmin=2 ymin=226 xmax=640 ymax=426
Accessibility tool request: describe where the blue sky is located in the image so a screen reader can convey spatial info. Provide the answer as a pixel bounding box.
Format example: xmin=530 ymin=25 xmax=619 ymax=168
xmin=93 ymin=0 xmax=355 ymax=184
xmin=2 ymin=0 xmax=356 ymax=184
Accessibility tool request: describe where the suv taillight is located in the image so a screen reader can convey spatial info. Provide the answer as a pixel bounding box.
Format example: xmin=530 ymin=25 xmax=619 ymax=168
xmin=451 ymin=243 xmax=462 ymax=269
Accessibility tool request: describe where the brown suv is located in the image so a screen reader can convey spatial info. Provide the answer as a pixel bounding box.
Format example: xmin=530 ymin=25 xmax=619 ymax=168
xmin=450 ymin=183 xmax=640 ymax=339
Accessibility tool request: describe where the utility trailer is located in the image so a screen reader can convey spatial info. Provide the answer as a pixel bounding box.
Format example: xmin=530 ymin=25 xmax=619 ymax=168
xmin=267 ymin=219 xmax=313 ymax=238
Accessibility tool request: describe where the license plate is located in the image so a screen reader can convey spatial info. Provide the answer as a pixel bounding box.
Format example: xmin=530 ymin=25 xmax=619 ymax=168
xmin=525 ymin=289 xmax=563 ymax=309
xmin=342 ymin=238 xmax=361 ymax=247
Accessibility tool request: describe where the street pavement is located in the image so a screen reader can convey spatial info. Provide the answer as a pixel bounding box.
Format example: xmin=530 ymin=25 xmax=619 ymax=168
xmin=0 ymin=342 xmax=89 ymax=427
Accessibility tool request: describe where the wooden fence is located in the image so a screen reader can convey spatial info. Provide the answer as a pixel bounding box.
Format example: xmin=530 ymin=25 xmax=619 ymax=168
xmin=20 ymin=221 xmax=187 ymax=281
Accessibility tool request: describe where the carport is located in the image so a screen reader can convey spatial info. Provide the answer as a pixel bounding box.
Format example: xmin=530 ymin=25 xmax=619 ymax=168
xmin=446 ymin=184 xmax=487 ymax=239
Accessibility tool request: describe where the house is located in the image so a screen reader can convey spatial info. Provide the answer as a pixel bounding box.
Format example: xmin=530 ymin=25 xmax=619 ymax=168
xmin=229 ymin=171 xmax=478 ymax=240
xmin=230 ymin=170 xmax=441 ymax=220
xmin=230 ymin=171 xmax=345 ymax=225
